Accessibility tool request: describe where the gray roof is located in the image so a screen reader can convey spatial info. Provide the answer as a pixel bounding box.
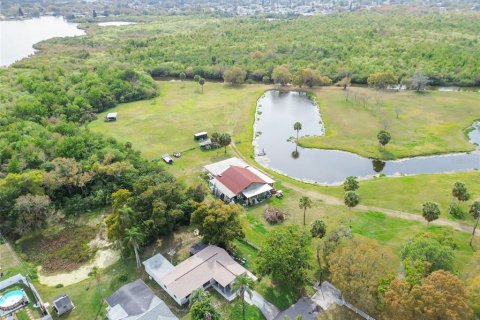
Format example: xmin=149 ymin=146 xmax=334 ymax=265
xmin=189 ymin=242 xmax=208 ymax=255
xmin=106 ymin=279 xmax=178 ymax=320
xmin=53 ymin=294 xmax=74 ymax=313
xmin=107 ymin=279 xmax=155 ymax=316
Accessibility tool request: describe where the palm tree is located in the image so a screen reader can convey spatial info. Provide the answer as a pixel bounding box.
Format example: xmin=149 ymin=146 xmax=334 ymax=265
xmin=469 ymin=201 xmax=480 ymax=246
xmin=299 ymin=196 xmax=312 ymax=226
xmin=232 ymin=274 xmax=254 ymax=320
xmin=125 ymin=226 xmax=144 ymax=268
xmin=293 ymin=122 xmax=302 ymax=144
xmin=189 ymin=288 xmax=209 ymax=306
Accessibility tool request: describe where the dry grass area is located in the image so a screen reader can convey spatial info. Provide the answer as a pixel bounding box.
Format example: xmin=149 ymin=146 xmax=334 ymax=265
xmin=301 ymin=87 xmax=479 ymax=159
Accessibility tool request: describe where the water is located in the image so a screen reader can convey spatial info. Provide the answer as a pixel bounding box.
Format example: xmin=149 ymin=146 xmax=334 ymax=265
xmin=97 ymin=21 xmax=136 ymax=27
xmin=0 ymin=290 xmax=25 ymax=308
xmin=254 ymin=91 xmax=480 ymax=185
xmin=0 ymin=16 xmax=85 ymax=67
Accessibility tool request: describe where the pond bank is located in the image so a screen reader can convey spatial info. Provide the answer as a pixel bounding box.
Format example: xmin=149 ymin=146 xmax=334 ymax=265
xmin=253 ymin=90 xmax=480 ymax=185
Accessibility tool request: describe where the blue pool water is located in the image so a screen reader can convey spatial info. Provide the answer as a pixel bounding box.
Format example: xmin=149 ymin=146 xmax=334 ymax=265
xmin=0 ymin=290 xmax=25 ymax=306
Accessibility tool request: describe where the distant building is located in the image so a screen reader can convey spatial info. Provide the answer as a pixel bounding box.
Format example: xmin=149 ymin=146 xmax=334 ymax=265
xmin=203 ymin=157 xmax=275 ymax=205
xmin=144 ymin=245 xmax=256 ymax=305
xmin=52 ymin=294 xmax=74 ymax=316
xmin=106 ymin=279 xmax=178 ymax=320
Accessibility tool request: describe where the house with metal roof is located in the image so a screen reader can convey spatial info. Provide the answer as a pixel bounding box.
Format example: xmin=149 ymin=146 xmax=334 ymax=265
xmin=143 ymin=245 xmax=256 ymax=306
xmin=106 ymin=279 xmax=178 ymax=320
xmin=203 ymin=157 xmax=275 ymax=206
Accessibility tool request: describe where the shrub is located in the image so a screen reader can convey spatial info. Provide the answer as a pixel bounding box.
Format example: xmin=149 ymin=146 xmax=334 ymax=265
xmin=450 ymin=205 xmax=466 ymax=219
xmin=264 ymin=207 xmax=286 ymax=224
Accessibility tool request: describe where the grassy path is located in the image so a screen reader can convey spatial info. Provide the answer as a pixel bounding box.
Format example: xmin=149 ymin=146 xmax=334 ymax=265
xmin=230 ymin=142 xmax=477 ymax=236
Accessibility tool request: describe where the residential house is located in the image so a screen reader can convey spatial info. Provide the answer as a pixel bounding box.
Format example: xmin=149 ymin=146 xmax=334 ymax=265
xmin=106 ymin=279 xmax=178 ymax=320
xmin=143 ymin=245 xmax=256 ymax=306
xmin=203 ymin=157 xmax=275 ymax=205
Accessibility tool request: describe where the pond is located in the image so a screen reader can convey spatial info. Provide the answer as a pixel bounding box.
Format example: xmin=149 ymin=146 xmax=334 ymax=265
xmin=253 ymin=91 xmax=480 ymax=185
xmin=0 ymin=16 xmax=85 ymax=67
xmin=97 ymin=21 xmax=137 ymax=27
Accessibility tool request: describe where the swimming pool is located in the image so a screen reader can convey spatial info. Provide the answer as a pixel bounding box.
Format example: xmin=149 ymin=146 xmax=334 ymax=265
xmin=0 ymin=289 xmax=27 ymax=311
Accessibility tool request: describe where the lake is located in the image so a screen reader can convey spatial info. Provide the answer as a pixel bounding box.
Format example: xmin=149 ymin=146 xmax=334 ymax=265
xmin=253 ymin=91 xmax=480 ymax=185
xmin=0 ymin=16 xmax=85 ymax=67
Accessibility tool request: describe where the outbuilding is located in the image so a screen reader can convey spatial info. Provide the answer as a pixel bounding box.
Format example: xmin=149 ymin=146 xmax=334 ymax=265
xmin=193 ymin=132 xmax=208 ymax=141
xmin=104 ymin=112 xmax=118 ymax=122
xmin=52 ymin=294 xmax=74 ymax=316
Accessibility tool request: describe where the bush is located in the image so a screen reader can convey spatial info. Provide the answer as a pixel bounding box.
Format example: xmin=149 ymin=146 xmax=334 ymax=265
xmin=264 ymin=207 xmax=286 ymax=224
xmin=55 ymin=284 xmax=64 ymax=288
xmin=449 ymin=205 xmax=466 ymax=219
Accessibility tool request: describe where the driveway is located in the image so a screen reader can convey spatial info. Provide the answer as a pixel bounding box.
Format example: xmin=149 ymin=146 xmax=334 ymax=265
xmin=245 ymin=290 xmax=280 ymax=320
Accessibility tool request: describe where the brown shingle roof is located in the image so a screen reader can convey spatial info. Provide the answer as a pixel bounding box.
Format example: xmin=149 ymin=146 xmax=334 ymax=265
xmin=216 ymin=166 xmax=265 ymax=195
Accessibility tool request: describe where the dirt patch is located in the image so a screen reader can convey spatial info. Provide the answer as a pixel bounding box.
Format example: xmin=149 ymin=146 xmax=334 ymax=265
xmin=38 ymin=247 xmax=120 ymax=287
xmin=18 ymin=226 xmax=97 ymax=273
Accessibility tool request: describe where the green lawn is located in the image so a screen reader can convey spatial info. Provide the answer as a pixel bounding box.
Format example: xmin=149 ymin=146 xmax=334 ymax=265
xmin=317 ymin=171 xmax=480 ymax=222
xmin=301 ymin=87 xmax=479 ymax=160
xmin=89 ymin=80 xmax=267 ymax=183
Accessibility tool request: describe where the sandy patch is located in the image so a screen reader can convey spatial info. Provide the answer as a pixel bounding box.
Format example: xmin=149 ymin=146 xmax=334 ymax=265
xmin=38 ymin=247 xmax=120 ymax=287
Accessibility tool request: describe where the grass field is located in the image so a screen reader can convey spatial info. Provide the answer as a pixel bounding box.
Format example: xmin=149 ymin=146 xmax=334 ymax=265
xmin=88 ymin=80 xmax=480 ymax=314
xmin=301 ymin=87 xmax=479 ymax=160
xmin=89 ymin=80 xmax=266 ymax=183
xmin=317 ymin=171 xmax=480 ymax=222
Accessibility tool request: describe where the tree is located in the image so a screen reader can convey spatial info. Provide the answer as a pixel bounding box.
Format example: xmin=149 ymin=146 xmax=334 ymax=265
xmin=422 ymin=201 xmax=440 ymax=225
xmin=293 ymin=122 xmax=302 ymax=144
xmin=272 ymin=65 xmax=292 ymax=86
xmin=328 ymin=238 xmax=395 ymax=315
xmin=343 ymin=176 xmax=359 ymax=192
xmin=262 ymin=75 xmax=270 ymax=85
xmin=299 ymin=196 xmax=312 ymax=226
xmin=13 ymin=194 xmax=52 ymax=235
xmin=401 ymin=235 xmax=454 ymax=273
xmin=219 ymin=133 xmax=231 ymax=154
xmin=385 ymin=271 xmax=472 ymax=320
xmin=223 ymin=67 xmax=246 ymax=85
xmin=189 ymin=288 xmax=209 ymax=306
xmin=450 ymin=181 xmax=470 ymax=214
xmin=344 ymin=191 xmax=360 ymax=209
xmin=377 ymin=130 xmax=391 ymax=150
xmin=294 ymin=68 xmax=332 ymax=88
xmin=257 ymin=225 xmax=312 ymax=288
xmin=469 ymin=201 xmax=480 ymax=246
xmin=367 ymin=71 xmax=398 ymax=89
xmin=310 ymin=219 xmax=326 ymax=238
xmin=179 ymin=72 xmax=186 ymax=86
xmin=407 ymin=71 xmax=430 ymax=91
xmin=125 ymin=226 xmax=144 ymax=268
xmin=232 ymin=274 xmax=254 ymax=320
xmin=199 ymin=77 xmax=205 ymax=93
xmin=191 ymin=200 xmax=244 ymax=249
xmin=193 ymin=74 xmax=201 ymax=82
xmin=190 ymin=293 xmax=221 ymax=320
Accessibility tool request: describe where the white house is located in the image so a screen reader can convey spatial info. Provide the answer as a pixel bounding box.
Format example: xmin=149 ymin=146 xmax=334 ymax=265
xmin=203 ymin=157 xmax=275 ymax=206
xmin=143 ymin=245 xmax=256 ymax=306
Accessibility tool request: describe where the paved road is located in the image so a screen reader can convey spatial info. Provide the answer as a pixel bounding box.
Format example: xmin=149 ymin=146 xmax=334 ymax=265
xmin=245 ymin=290 xmax=280 ymax=320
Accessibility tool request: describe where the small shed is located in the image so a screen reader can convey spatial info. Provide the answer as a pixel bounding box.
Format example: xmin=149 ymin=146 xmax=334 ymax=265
xmin=194 ymin=132 xmax=208 ymax=141
xmin=162 ymin=153 xmax=173 ymax=164
xmin=104 ymin=112 xmax=117 ymax=122
xmin=52 ymin=294 xmax=74 ymax=316
xmin=189 ymin=242 xmax=208 ymax=256
xmin=199 ymin=138 xmax=212 ymax=150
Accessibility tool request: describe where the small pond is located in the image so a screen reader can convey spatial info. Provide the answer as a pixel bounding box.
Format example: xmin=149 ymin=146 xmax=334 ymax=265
xmin=253 ymin=91 xmax=480 ymax=185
